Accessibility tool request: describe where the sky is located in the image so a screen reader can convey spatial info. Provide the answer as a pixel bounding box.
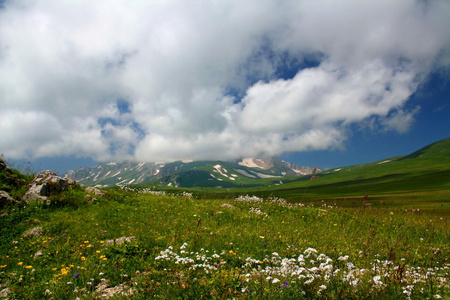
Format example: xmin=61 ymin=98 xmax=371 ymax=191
xmin=1 ymin=0 xmax=450 ymax=174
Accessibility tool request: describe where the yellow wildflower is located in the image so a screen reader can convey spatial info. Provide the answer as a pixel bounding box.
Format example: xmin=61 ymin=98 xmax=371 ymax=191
xmin=60 ymin=268 xmax=69 ymax=275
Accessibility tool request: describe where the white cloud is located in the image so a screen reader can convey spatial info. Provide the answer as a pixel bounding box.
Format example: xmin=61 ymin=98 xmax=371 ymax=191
xmin=0 ymin=0 xmax=449 ymax=162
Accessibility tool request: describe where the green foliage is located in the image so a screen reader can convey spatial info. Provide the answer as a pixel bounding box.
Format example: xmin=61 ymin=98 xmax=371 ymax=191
xmin=0 ymin=188 xmax=447 ymax=299
xmin=0 ymin=139 xmax=448 ymax=298
xmin=0 ymin=158 xmax=33 ymax=194
xmin=47 ymin=185 xmax=89 ymax=208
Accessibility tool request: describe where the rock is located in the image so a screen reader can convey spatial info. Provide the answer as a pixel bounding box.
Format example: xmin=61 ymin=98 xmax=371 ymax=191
xmin=34 ymin=250 xmax=44 ymax=258
xmin=0 ymin=288 xmax=10 ymax=298
xmin=84 ymin=194 xmax=97 ymax=202
xmin=103 ymin=236 xmax=135 ymax=246
xmin=85 ymin=187 xmax=105 ymax=197
xmin=24 ymin=227 xmax=43 ymax=238
xmin=220 ymin=203 xmax=235 ymax=208
xmin=94 ymin=279 xmax=135 ymax=299
xmin=23 ymin=170 xmax=76 ymax=202
xmin=0 ymin=159 xmax=27 ymax=191
xmin=0 ymin=190 xmax=17 ymax=207
xmin=0 ymin=159 xmax=11 ymax=173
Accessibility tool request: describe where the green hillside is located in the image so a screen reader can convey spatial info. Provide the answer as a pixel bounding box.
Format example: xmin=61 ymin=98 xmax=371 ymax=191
xmin=0 ymin=140 xmax=448 ymax=299
xmin=157 ymin=138 xmax=450 ymax=215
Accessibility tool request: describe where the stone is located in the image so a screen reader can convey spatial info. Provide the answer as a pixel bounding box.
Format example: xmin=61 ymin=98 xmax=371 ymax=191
xmin=24 ymin=227 xmax=43 ymax=238
xmin=0 ymin=190 xmax=16 ymax=207
xmin=84 ymin=194 xmax=97 ymax=202
xmin=0 ymin=288 xmax=10 ymax=298
xmin=0 ymin=159 xmax=27 ymax=190
xmin=23 ymin=170 xmax=76 ymax=202
xmin=103 ymin=236 xmax=135 ymax=246
xmin=0 ymin=159 xmax=9 ymax=171
xmin=85 ymin=186 xmax=105 ymax=197
xmin=34 ymin=250 xmax=44 ymax=258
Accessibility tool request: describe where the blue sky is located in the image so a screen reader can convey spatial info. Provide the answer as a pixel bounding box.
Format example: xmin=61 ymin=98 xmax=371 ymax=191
xmin=1 ymin=0 xmax=450 ymax=174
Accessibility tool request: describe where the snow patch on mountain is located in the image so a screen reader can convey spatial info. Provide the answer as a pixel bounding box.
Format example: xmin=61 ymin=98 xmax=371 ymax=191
xmin=235 ymin=169 xmax=257 ymax=178
xmin=254 ymin=172 xmax=281 ymax=179
xmin=238 ymin=158 xmax=273 ymax=170
xmin=213 ymin=165 xmax=229 ymax=178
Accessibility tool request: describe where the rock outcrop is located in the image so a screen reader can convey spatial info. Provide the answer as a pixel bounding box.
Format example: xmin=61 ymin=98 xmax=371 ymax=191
xmin=23 ymin=170 xmax=76 ymax=202
xmin=0 ymin=159 xmax=27 ymax=191
xmin=0 ymin=190 xmax=17 ymax=207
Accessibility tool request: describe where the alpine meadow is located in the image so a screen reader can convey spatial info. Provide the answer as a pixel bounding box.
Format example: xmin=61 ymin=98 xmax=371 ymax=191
xmin=0 ymin=138 xmax=448 ymax=299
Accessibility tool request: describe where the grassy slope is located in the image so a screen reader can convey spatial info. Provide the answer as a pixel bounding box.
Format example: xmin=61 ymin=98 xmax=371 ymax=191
xmin=183 ymin=138 xmax=450 ymax=216
xmin=0 ymin=189 xmax=448 ymax=299
xmin=0 ymin=139 xmax=448 ymax=299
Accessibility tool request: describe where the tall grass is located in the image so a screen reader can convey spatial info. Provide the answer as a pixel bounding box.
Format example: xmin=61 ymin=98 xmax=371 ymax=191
xmin=0 ymin=187 xmax=448 ymax=299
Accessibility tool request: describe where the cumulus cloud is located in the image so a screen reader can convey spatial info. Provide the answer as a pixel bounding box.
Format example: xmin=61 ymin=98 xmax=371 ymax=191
xmin=0 ymin=0 xmax=449 ymax=162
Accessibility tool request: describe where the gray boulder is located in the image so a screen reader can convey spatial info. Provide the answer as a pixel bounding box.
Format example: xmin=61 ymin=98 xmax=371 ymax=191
xmin=0 ymin=190 xmax=17 ymax=207
xmin=85 ymin=186 xmax=105 ymax=197
xmin=24 ymin=226 xmax=43 ymax=238
xmin=23 ymin=170 xmax=76 ymax=202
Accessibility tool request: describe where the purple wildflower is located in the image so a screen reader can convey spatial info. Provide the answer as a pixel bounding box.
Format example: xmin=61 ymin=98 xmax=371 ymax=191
xmin=73 ymin=273 xmax=80 ymax=278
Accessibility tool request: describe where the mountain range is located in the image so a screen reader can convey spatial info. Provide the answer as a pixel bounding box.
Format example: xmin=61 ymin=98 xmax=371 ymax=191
xmin=66 ymin=157 xmax=319 ymax=188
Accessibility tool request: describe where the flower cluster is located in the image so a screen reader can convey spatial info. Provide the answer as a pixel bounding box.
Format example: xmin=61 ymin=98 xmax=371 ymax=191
xmin=235 ymin=195 xmax=264 ymax=203
xmin=235 ymin=195 xmax=306 ymax=207
xmin=120 ymin=187 xmax=194 ymax=198
xmin=154 ymin=243 xmax=449 ymax=298
xmin=248 ymin=207 xmax=268 ymax=218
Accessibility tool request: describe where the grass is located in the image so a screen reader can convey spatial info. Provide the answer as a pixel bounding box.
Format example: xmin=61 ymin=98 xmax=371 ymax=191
xmin=1 ymin=139 xmax=449 ymax=298
xmin=0 ymin=186 xmax=448 ymax=299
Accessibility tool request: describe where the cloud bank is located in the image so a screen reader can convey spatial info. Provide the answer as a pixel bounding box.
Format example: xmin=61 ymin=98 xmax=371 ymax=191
xmin=1 ymin=0 xmax=449 ymax=162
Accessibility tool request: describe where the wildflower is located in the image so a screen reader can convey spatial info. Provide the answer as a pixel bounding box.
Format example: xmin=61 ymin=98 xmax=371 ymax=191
xmin=60 ymin=268 xmax=69 ymax=276
xmin=44 ymin=289 xmax=51 ymax=295
xmin=0 ymin=265 xmax=7 ymax=268
xmin=17 ymin=262 xmax=23 ymax=266
xmin=81 ymin=257 xmax=86 ymax=261
xmin=272 ymin=278 xmax=280 ymax=284
xmin=25 ymin=265 xmax=32 ymax=269
xmin=73 ymin=273 xmax=80 ymax=278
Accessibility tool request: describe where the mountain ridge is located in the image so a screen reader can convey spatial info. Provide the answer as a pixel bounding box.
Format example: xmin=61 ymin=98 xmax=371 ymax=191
xmin=66 ymin=157 xmax=319 ymax=188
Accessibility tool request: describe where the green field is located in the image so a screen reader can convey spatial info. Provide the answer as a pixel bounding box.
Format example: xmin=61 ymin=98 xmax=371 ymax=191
xmin=0 ymin=139 xmax=449 ymax=299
